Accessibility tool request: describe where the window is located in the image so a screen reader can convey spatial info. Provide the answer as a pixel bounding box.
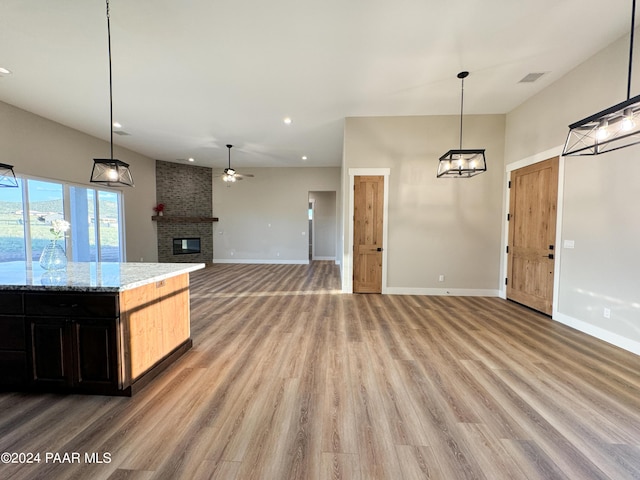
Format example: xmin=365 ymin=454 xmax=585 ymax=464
xmin=0 ymin=180 xmax=26 ymax=262
xmin=0 ymin=176 xmax=125 ymax=264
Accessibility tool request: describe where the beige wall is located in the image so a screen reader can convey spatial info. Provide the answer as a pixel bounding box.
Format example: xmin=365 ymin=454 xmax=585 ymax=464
xmin=213 ymin=167 xmax=341 ymax=263
xmin=343 ymin=114 xmax=506 ymax=293
xmin=1 ymin=100 xmax=158 ymax=262
xmin=505 ymin=32 xmax=640 ymax=353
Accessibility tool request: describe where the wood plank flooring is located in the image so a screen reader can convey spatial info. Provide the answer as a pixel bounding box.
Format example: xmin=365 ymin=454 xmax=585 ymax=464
xmin=1 ymin=261 xmax=640 ymax=479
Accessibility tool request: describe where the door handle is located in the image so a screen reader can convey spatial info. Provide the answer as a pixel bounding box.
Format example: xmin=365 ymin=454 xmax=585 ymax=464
xmin=547 ymin=253 xmax=554 ymax=259
xmin=376 ymin=247 xmax=383 ymax=252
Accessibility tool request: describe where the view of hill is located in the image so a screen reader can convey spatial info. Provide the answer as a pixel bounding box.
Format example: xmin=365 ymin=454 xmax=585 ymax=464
xmin=0 ymin=199 xmax=119 ymax=218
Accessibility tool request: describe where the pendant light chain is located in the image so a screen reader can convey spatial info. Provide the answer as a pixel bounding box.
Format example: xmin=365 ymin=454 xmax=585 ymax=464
xmin=459 ymin=75 xmax=465 ymax=151
xmin=628 ymin=0 xmax=636 ymax=100
xmin=107 ymin=0 xmax=114 ymax=161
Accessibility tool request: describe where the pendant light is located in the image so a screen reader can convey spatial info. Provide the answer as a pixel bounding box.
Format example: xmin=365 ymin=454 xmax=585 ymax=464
xmin=90 ymin=0 xmax=134 ymax=187
xmin=0 ymin=163 xmax=18 ymax=188
xmin=437 ymin=71 xmax=486 ymax=178
xmin=563 ymin=0 xmax=640 ymax=156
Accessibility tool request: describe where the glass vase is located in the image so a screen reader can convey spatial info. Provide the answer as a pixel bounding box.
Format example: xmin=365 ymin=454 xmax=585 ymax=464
xmin=39 ymin=240 xmax=68 ymax=271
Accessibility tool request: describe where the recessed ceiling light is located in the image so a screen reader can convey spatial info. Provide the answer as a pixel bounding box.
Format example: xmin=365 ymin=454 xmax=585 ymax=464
xmin=283 ymin=117 xmax=292 ymax=125
xmin=112 ymin=121 xmax=122 ymax=128
xmin=188 ymin=157 xmax=195 ymax=162
xmin=302 ymin=156 xmax=308 ymax=160
xmin=0 ymin=67 xmax=12 ymax=75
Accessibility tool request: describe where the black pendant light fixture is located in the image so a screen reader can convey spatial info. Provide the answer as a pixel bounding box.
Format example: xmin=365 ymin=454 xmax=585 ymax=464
xmin=90 ymin=0 xmax=134 ymax=187
xmin=563 ymin=0 xmax=640 ymax=156
xmin=437 ymin=71 xmax=487 ymax=178
xmin=0 ymin=163 xmax=18 ymax=188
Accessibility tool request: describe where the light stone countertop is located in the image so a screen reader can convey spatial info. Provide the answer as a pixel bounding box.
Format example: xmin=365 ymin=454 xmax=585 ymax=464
xmin=0 ymin=262 xmax=205 ymax=292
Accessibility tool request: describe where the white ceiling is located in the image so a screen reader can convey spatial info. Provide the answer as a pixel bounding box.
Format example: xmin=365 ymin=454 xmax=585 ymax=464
xmin=0 ymin=0 xmax=633 ymax=171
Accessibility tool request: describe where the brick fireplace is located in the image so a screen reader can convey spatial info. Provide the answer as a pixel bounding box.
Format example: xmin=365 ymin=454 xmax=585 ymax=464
xmin=155 ymin=160 xmax=215 ymax=263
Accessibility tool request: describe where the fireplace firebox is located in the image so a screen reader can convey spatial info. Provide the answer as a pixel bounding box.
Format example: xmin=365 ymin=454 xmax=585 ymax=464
xmin=173 ymin=237 xmax=201 ymax=255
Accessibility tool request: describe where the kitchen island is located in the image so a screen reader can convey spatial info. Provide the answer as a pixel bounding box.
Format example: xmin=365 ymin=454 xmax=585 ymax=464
xmin=0 ymin=261 xmax=204 ymax=396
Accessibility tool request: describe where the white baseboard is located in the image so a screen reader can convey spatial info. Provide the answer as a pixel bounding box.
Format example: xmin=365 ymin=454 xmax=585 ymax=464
xmin=312 ymin=256 xmax=336 ymax=261
xmin=384 ymin=287 xmax=500 ymax=296
xmin=212 ymin=259 xmax=309 ymax=265
xmin=553 ymin=312 xmax=640 ymax=356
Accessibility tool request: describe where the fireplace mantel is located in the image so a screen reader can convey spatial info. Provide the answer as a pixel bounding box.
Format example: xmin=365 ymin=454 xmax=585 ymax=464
xmin=152 ymin=216 xmax=219 ymax=223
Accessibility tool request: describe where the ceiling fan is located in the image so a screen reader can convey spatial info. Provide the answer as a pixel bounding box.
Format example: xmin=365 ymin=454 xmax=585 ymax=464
xmin=221 ymin=144 xmax=254 ymax=183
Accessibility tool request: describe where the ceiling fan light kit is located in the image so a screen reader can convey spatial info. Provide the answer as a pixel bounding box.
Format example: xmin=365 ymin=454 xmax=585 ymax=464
xmin=563 ymin=0 xmax=640 ymax=156
xmin=90 ymin=0 xmax=134 ymax=187
xmin=222 ymin=144 xmax=253 ymax=184
xmin=437 ymin=71 xmax=487 ymax=178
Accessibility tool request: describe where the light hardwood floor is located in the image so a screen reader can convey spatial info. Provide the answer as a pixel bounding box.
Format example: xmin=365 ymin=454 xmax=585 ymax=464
xmin=1 ymin=262 xmax=640 ymax=479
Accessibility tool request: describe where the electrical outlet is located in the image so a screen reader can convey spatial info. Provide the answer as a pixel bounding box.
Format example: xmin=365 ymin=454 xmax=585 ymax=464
xmin=438 ymin=274 xmax=445 ymax=282
xmin=603 ymin=307 xmax=611 ymax=319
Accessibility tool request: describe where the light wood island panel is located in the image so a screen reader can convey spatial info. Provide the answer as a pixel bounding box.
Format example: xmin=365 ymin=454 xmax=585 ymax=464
xmin=120 ymin=273 xmax=191 ymax=381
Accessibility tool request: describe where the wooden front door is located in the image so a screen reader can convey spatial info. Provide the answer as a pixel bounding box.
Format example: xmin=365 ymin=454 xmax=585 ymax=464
xmin=507 ymin=157 xmax=559 ymax=315
xmin=353 ymin=176 xmax=384 ymax=293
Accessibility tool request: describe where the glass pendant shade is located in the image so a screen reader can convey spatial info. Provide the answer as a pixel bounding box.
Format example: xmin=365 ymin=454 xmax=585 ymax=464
xmin=90 ymin=158 xmax=134 ymax=187
xmin=562 ymin=94 xmax=640 ymax=155
xmin=437 ymin=149 xmax=487 ymax=178
xmin=0 ymin=163 xmax=18 ymax=188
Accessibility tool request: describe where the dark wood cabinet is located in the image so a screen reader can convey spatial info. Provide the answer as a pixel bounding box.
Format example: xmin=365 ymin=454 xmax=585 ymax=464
xmin=73 ymin=317 xmax=121 ymax=391
xmin=29 ymin=316 xmax=120 ymax=394
xmin=0 ymin=292 xmax=27 ymax=387
xmin=30 ymin=317 xmax=71 ymax=386
xmin=26 ymin=292 xmax=121 ymax=395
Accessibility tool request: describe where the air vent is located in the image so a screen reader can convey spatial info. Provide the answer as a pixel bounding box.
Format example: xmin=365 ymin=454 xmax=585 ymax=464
xmin=519 ymin=72 xmax=546 ymax=83
xmin=113 ymin=130 xmax=131 ymax=136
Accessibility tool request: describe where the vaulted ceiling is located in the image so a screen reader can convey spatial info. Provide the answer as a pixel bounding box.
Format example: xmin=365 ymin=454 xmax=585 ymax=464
xmin=0 ymin=0 xmax=633 ymax=170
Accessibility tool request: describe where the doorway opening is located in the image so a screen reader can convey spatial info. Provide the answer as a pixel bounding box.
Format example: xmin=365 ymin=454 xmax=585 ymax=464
xmin=307 ymin=191 xmax=337 ymax=263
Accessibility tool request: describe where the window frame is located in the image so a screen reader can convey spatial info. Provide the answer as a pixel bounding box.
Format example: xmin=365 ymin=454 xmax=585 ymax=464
xmin=0 ymin=173 xmax=126 ymax=264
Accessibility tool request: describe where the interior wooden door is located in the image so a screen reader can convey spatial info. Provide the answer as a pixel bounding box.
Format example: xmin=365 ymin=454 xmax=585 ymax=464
xmin=353 ymin=175 xmax=384 ymax=293
xmin=507 ymin=157 xmax=559 ymax=315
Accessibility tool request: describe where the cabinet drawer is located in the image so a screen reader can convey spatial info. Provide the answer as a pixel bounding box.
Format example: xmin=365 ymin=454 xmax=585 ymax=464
xmin=0 ymin=351 xmax=28 ymax=386
xmin=0 ymin=316 xmax=25 ymax=350
xmin=25 ymin=293 xmax=118 ymax=318
xmin=0 ymin=292 xmax=23 ymax=315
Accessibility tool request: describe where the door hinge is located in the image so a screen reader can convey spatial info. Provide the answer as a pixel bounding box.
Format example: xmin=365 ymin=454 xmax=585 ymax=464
xmin=506 ymin=245 xmax=509 ymax=254
xmin=505 ymin=277 xmax=508 ymax=286
xmin=508 ymin=180 xmax=511 ymax=188
xmin=507 ymin=213 xmax=511 ymax=221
